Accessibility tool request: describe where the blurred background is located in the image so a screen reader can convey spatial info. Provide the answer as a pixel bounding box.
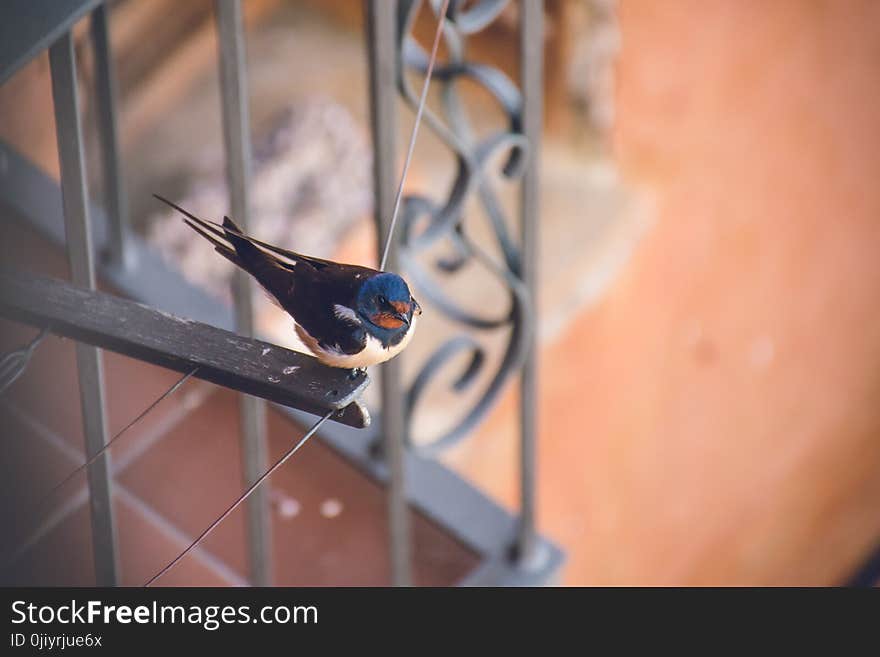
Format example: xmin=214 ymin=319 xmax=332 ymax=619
xmin=2 ymin=0 xmax=880 ymax=586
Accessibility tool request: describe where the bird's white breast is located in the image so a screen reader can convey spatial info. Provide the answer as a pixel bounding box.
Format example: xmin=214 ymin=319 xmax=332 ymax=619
xmin=295 ymin=314 xmax=418 ymax=369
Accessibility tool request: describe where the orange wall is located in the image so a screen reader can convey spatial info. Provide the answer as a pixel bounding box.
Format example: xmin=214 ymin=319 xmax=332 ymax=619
xmin=548 ymin=0 xmax=880 ymax=583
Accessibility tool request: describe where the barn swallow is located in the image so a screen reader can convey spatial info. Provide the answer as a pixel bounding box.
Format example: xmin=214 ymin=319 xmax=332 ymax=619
xmin=154 ymin=195 xmax=421 ymax=372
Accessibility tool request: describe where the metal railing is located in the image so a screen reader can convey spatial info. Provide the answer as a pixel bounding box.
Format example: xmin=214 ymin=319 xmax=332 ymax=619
xmin=373 ymin=0 xmax=546 ymax=581
xmin=49 ymin=25 xmax=118 ymax=585
xmin=0 ymin=0 xmax=565 ymax=586
xmin=215 ymin=0 xmax=272 ymax=588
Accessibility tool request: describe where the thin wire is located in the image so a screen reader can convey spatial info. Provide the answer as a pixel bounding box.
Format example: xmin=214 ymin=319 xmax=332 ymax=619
xmin=36 ymin=367 xmax=199 ymax=509
xmin=0 ymin=328 xmax=49 ymax=395
xmin=379 ymin=0 xmax=451 ymax=271
xmin=144 ymin=409 xmax=335 ymax=587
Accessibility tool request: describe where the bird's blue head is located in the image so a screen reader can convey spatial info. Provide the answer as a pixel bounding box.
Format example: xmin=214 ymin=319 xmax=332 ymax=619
xmin=356 ymin=272 xmax=420 ymax=343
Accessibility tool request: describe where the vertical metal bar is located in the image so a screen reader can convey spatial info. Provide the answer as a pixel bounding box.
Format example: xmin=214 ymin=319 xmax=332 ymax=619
xmin=365 ymin=0 xmax=412 ymax=586
xmin=49 ymin=31 xmax=119 ymax=586
xmin=90 ymin=4 xmax=131 ymax=269
xmin=215 ymin=0 xmax=272 ymax=586
xmin=515 ymin=0 xmax=543 ymax=567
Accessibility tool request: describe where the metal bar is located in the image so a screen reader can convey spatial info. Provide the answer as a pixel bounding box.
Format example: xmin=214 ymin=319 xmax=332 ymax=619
xmin=514 ymin=0 xmax=543 ymax=568
xmin=214 ymin=0 xmax=272 ymax=586
xmin=0 ymin=269 xmax=372 ymax=428
xmin=366 ymin=0 xmax=412 ymax=586
xmin=90 ymin=4 xmax=131 ymax=270
xmin=0 ymin=0 xmax=102 ymax=86
xmin=48 ymin=32 xmax=120 ymax=586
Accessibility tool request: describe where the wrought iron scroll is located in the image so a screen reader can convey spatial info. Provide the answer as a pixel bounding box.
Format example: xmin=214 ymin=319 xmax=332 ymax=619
xmin=395 ymin=0 xmax=535 ymax=456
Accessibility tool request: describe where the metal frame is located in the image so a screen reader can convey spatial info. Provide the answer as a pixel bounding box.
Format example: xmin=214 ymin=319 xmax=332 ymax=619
xmin=90 ymin=5 xmax=131 ymax=270
xmin=214 ymin=0 xmax=272 ymax=587
xmin=48 ymin=30 xmax=119 ymax=586
xmin=0 ymin=0 xmax=567 ymax=586
xmin=365 ymin=0 xmax=412 ymax=587
xmin=0 ymin=0 xmax=102 ymax=86
xmin=516 ymin=0 xmax=543 ymax=567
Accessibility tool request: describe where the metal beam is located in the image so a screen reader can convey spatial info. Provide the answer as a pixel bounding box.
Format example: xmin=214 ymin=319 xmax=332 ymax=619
xmin=0 ymin=0 xmax=102 ymax=86
xmin=0 ymin=269 xmax=372 ymax=428
xmin=49 ymin=31 xmax=119 ymax=586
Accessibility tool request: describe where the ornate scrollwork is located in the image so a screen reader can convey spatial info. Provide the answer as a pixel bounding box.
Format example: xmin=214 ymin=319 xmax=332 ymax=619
xmin=395 ymin=0 xmax=534 ymax=455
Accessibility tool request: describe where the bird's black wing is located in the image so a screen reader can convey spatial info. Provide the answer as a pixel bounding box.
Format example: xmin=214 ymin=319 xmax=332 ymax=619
xmin=223 ymin=226 xmax=378 ymax=276
xmin=155 ymin=195 xmax=369 ymax=356
xmin=154 ymin=194 xmax=303 ymax=299
xmin=156 ymin=195 xmax=380 ymax=276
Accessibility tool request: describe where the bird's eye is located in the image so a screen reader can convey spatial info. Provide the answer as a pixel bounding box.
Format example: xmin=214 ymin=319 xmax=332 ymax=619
xmin=378 ymin=295 xmax=388 ymax=306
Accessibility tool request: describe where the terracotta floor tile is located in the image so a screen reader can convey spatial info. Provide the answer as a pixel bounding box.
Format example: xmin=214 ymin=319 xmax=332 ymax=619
xmin=0 ymin=399 xmax=232 ymax=585
xmin=119 ymin=388 xmax=478 ymax=585
xmin=1 ymin=317 xmax=212 ymax=467
xmin=115 ymin=491 xmax=235 ymax=587
xmin=2 ymin=322 xmax=86 ymax=452
xmin=4 ymin=503 xmax=96 ymax=586
xmin=116 ymin=387 xmax=248 ymax=568
xmin=262 ymin=411 xmax=479 ymax=586
xmin=0 ymin=407 xmax=76 ymax=557
xmin=102 ymin=352 xmax=213 ymax=467
xmin=3 ymin=490 xmax=235 ymax=586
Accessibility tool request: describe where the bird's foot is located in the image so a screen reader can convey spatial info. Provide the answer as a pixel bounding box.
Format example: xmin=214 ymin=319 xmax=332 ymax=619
xmin=349 ymin=367 xmax=366 ymax=380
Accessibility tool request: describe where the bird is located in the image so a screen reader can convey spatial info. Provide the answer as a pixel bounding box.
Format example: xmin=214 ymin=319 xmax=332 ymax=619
xmin=154 ymin=194 xmax=421 ymax=373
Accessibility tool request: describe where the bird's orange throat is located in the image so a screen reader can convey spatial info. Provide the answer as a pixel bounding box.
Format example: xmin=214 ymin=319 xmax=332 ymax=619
xmin=372 ymin=312 xmax=407 ymax=330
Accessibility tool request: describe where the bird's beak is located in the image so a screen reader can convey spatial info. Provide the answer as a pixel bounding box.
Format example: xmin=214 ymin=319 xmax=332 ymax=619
xmin=390 ymin=300 xmax=413 ymax=326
